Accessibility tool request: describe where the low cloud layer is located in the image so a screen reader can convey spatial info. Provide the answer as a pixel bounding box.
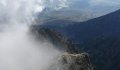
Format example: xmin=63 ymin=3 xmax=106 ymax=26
xmin=0 ymin=0 xmax=62 ymax=70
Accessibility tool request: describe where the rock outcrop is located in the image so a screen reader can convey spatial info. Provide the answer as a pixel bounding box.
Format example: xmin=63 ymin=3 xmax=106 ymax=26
xmin=30 ymin=26 xmax=80 ymax=53
xmin=58 ymin=53 xmax=93 ymax=70
xmin=47 ymin=53 xmax=93 ymax=70
xmin=30 ymin=26 xmax=93 ymax=70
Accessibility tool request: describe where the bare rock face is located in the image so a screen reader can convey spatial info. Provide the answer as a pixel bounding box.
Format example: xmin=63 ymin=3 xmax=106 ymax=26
xmin=57 ymin=53 xmax=93 ymax=70
xmin=30 ymin=26 xmax=93 ymax=70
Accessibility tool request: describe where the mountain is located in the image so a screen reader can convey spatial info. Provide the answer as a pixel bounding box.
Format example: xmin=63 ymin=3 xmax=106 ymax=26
xmin=63 ymin=9 xmax=120 ymax=70
xmin=35 ymin=8 xmax=96 ymax=23
xmin=32 ymin=9 xmax=120 ymax=70
xmin=64 ymin=9 xmax=120 ymax=41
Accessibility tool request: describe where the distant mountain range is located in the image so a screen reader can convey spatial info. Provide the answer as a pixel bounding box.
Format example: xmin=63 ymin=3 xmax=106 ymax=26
xmin=35 ymin=8 xmax=99 ymax=23
xmin=33 ymin=9 xmax=120 ymax=70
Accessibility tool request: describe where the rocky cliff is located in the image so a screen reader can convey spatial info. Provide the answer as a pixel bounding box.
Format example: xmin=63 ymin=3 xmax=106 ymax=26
xmin=30 ymin=26 xmax=82 ymax=54
xmin=58 ymin=53 xmax=93 ymax=70
xmin=45 ymin=53 xmax=93 ymax=70
xmin=30 ymin=26 xmax=93 ymax=70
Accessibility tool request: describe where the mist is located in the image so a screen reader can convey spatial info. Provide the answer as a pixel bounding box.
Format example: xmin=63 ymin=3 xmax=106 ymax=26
xmin=0 ymin=0 xmax=65 ymax=70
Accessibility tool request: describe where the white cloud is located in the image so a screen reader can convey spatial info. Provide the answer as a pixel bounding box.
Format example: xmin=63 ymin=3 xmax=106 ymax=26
xmin=43 ymin=0 xmax=69 ymax=10
xmin=0 ymin=0 xmax=62 ymax=70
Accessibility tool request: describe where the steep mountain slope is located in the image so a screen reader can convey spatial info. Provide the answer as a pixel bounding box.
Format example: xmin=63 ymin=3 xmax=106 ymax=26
xmin=55 ymin=9 xmax=120 ymax=70
xmin=32 ymin=9 xmax=120 ymax=70
xmin=63 ymin=9 xmax=120 ymax=43
xmin=54 ymin=9 xmax=120 ymax=70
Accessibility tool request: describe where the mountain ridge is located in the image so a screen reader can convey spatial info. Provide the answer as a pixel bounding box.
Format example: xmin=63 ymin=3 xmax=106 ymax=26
xmin=32 ymin=9 xmax=120 ymax=70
